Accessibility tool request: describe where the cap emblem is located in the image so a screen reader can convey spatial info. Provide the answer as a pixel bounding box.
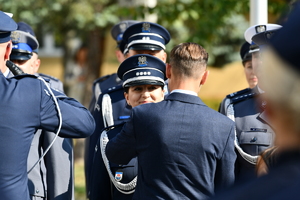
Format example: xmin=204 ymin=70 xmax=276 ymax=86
xmin=11 ymin=31 xmax=21 ymax=43
xmin=119 ymin=23 xmax=127 ymax=33
xmin=255 ymin=25 xmax=266 ymax=33
xmin=142 ymin=22 xmax=151 ymax=33
xmin=138 ymin=56 xmax=148 ymax=66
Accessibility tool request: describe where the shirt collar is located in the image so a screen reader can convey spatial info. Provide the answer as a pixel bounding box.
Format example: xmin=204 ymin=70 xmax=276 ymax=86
xmin=3 ymin=68 xmax=10 ymax=77
xmin=170 ymin=89 xmax=198 ymax=96
xmin=257 ymin=85 xmax=265 ymax=94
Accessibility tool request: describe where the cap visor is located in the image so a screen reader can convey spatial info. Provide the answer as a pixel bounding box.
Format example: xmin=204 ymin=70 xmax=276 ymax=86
xmin=10 ymin=52 xmax=31 ymax=61
xmin=129 ymin=44 xmax=163 ymax=51
xmin=124 ymin=79 xmax=164 ymax=88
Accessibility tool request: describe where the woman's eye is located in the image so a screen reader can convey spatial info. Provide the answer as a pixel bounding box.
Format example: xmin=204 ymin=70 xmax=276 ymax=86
xmin=133 ymin=87 xmax=142 ymax=91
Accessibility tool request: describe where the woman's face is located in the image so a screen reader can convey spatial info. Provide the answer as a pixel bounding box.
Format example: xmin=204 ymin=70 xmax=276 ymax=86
xmin=244 ymin=60 xmax=258 ymax=89
xmin=124 ymin=84 xmax=164 ymax=108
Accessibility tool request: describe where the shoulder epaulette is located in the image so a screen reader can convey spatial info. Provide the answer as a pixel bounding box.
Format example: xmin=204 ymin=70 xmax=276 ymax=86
xmin=231 ymin=92 xmax=257 ymax=104
xmin=102 ymin=85 xmax=123 ymax=95
xmin=38 ymin=73 xmax=60 ymax=82
xmin=226 ymin=88 xmax=251 ymax=99
xmin=11 ymin=73 xmax=37 ymax=80
xmin=93 ymin=74 xmax=113 ymax=85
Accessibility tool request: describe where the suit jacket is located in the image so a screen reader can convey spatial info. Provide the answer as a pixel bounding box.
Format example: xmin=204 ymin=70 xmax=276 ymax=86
xmin=106 ymin=92 xmax=236 ymax=200
xmin=0 ymin=73 xmax=95 ymax=200
xmin=211 ymin=150 xmax=300 ymax=200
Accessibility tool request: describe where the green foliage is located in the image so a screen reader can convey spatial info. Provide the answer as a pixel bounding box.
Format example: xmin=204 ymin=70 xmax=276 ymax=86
xmin=0 ymin=0 xmax=289 ymax=66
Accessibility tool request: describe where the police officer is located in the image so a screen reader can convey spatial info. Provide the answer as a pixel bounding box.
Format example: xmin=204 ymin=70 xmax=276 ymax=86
xmin=218 ymin=41 xmax=258 ymax=114
xmin=89 ymin=20 xmax=139 ymax=112
xmin=85 ymin=20 xmax=139 ymax=196
xmin=87 ymin=22 xmax=171 ymax=200
xmin=9 ymin=22 xmax=74 ymax=200
xmin=0 ymin=11 xmax=95 ymax=200
xmin=212 ymin=3 xmax=300 ymax=199
xmin=93 ymin=54 xmax=166 ymax=200
xmin=220 ymin=24 xmax=281 ymax=182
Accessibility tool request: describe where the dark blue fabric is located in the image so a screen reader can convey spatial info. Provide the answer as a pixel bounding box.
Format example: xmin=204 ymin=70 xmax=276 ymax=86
xmin=270 ymin=2 xmax=300 ymax=73
xmin=86 ymin=85 xmax=131 ymax=199
xmin=89 ymin=123 xmax=137 ymax=200
xmin=0 ymin=11 xmax=17 ymax=43
xmin=211 ymin=150 xmax=300 ymax=200
xmin=0 ymin=73 xmax=95 ymax=199
xmin=106 ymin=92 xmax=236 ymax=200
xmin=119 ymin=22 xmax=171 ymax=53
xmin=118 ymin=54 xmax=166 ymax=82
xmin=27 ymin=74 xmax=74 ymax=199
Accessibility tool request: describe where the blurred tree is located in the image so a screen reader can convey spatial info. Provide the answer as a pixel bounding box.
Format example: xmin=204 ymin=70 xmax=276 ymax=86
xmin=148 ymin=0 xmax=289 ymax=66
xmin=0 ymin=0 xmax=289 ymax=74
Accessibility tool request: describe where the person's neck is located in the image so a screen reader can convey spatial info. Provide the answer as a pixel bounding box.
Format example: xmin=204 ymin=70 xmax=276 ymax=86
xmin=168 ymin=78 xmax=200 ymax=94
xmin=257 ymin=84 xmax=265 ymax=94
xmin=1 ymin=66 xmax=9 ymax=77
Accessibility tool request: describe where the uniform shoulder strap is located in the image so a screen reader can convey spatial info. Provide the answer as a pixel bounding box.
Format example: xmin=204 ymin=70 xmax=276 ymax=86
xmin=38 ymin=73 xmax=60 ymax=82
xmin=93 ymin=74 xmax=112 ymax=85
xmin=11 ymin=74 xmax=37 ymax=80
xmin=102 ymin=85 xmax=123 ymax=95
xmin=231 ymin=92 xmax=257 ymax=105
xmin=226 ymin=88 xmax=251 ymax=99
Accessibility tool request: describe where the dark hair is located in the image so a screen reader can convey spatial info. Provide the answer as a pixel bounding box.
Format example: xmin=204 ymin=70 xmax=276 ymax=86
xmin=256 ymin=146 xmax=278 ymax=175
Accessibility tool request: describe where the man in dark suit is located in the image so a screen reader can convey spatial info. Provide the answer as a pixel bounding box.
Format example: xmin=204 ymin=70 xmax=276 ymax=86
xmin=106 ymin=42 xmax=236 ymax=200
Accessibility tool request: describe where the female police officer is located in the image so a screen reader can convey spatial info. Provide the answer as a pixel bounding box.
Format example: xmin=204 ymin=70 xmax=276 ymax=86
xmin=89 ymin=54 xmax=166 ymax=200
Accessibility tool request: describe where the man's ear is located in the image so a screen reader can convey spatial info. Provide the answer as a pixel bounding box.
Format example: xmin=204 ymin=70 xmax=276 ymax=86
xmin=4 ymin=41 xmax=12 ymax=60
xmin=200 ymin=70 xmax=209 ymax=85
xmin=33 ymin=58 xmax=41 ymax=73
xmin=166 ymin=63 xmax=171 ymax=79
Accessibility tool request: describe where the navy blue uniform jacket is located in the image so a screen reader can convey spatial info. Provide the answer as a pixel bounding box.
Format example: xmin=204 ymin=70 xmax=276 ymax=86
xmin=0 ymin=73 xmax=95 ymax=200
xmin=211 ymin=150 xmax=300 ymax=200
xmin=106 ymin=92 xmax=236 ymax=200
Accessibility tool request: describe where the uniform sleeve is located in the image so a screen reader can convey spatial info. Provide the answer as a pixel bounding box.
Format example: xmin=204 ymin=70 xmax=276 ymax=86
xmin=39 ymin=83 xmax=95 ymax=138
xmin=218 ymin=97 xmax=229 ymax=115
xmin=214 ymin=123 xmax=236 ymax=192
xmin=105 ymin=112 xmax=137 ymax=165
